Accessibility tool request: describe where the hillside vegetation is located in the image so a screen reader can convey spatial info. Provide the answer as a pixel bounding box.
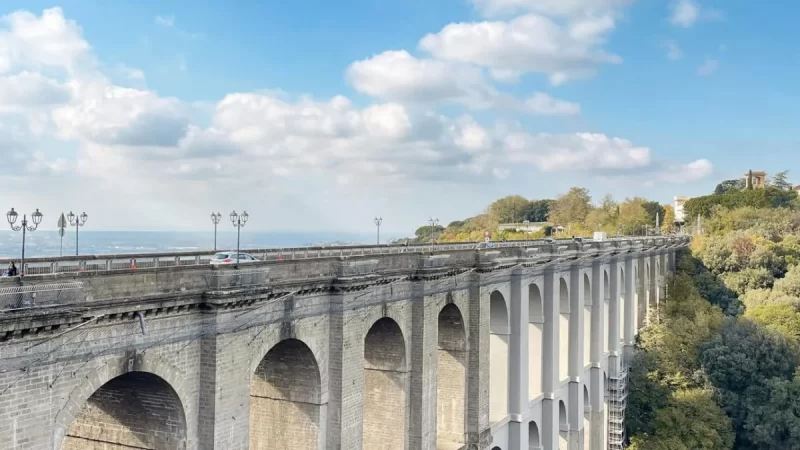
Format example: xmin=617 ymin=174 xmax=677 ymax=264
xmin=411 ymin=173 xmax=800 ymax=448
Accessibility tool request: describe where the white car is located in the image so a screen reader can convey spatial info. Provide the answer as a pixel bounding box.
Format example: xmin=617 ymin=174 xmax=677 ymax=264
xmin=209 ymin=252 xmax=259 ymax=265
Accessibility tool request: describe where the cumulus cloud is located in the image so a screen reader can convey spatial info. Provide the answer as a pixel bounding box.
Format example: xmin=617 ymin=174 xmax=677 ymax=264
xmin=419 ymin=14 xmax=622 ymax=85
xmin=0 ymin=72 xmax=72 ymax=111
xmin=0 ymin=7 xmax=92 ymax=74
xmin=346 ymin=50 xmax=580 ymax=115
xmin=52 ymin=81 xmax=191 ymax=147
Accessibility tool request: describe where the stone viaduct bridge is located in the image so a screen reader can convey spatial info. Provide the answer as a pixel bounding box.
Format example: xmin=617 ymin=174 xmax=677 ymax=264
xmin=0 ymin=236 xmax=688 ymax=450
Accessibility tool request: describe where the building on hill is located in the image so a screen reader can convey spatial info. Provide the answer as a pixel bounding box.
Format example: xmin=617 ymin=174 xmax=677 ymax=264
xmin=674 ymin=196 xmax=692 ymax=224
xmin=497 ymin=221 xmax=549 ymax=233
xmin=744 ymin=170 xmax=768 ymax=189
xmin=794 ymin=184 xmax=800 ymax=193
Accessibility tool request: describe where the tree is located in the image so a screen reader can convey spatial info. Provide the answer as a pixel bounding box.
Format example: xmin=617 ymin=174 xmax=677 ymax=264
xmin=745 ymin=303 xmax=800 ymax=347
xmin=548 ymin=187 xmax=592 ymax=226
xmin=643 ymin=201 xmax=666 ymax=227
xmin=487 ymin=195 xmax=530 ymax=224
xmin=771 ymin=170 xmax=793 ymax=191
xmin=662 ymin=205 xmax=676 ymax=233
xmin=617 ymin=197 xmax=651 ymax=235
xmin=629 ymin=389 xmax=734 ymax=450
xmin=715 ymin=179 xmax=746 ymax=195
xmin=743 ymin=377 xmax=800 ymax=449
xmin=524 ymin=199 xmax=553 ymax=222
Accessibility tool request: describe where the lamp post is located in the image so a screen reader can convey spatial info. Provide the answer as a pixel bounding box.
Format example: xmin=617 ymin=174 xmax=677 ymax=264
xmin=373 ymin=217 xmax=382 ymax=245
xmin=57 ymin=213 xmax=67 ymax=257
xmin=210 ymin=212 xmax=222 ymax=251
xmin=230 ymin=210 xmax=248 ymax=267
xmin=67 ymin=211 xmax=88 ymax=256
xmin=428 ymin=217 xmax=439 ymax=243
xmin=7 ymin=208 xmax=43 ymax=276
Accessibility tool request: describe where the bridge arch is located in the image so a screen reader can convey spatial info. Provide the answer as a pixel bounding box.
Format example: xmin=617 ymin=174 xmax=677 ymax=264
xmin=54 ymin=356 xmax=193 ymax=450
xmin=363 ymin=317 xmax=408 ymax=449
xmin=528 ymin=283 xmax=544 ymax=399
xmin=437 ymin=303 xmax=467 ymax=446
xmin=250 ymin=338 xmax=322 ymax=450
xmin=618 ymin=266 xmax=626 ymax=346
xmin=59 ymin=371 xmax=188 ymax=450
xmin=490 ymin=290 xmax=510 ymax=423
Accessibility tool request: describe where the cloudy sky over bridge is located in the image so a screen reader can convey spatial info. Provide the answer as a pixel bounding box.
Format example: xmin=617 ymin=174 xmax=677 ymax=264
xmin=0 ymin=1 xmax=795 ymax=233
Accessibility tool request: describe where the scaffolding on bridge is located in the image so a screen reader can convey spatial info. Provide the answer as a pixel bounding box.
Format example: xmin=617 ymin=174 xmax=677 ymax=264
xmin=608 ymin=368 xmax=629 ymax=450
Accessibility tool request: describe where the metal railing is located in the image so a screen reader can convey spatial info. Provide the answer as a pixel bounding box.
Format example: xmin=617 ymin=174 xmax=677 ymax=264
xmin=0 ymin=235 xmax=688 ymax=278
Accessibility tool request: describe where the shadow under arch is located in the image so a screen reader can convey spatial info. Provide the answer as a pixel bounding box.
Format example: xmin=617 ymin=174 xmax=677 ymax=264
xmin=250 ymin=338 xmax=322 ymax=450
xmin=437 ymin=303 xmax=467 ymax=446
xmin=489 ymin=290 xmax=510 ymax=424
xmin=60 ymin=371 xmax=187 ymax=450
xmin=528 ymin=283 xmax=544 ymax=399
xmin=363 ymin=317 xmax=408 ymax=449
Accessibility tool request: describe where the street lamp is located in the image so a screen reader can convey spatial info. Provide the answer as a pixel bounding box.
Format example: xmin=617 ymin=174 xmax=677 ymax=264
xmin=67 ymin=211 xmax=88 ymax=256
xmin=373 ymin=217 xmax=382 ymax=245
xmin=428 ymin=217 xmax=439 ymax=243
xmin=210 ymin=212 xmax=222 ymax=251
xmin=7 ymin=208 xmax=43 ymax=276
xmin=230 ymin=210 xmax=248 ymax=267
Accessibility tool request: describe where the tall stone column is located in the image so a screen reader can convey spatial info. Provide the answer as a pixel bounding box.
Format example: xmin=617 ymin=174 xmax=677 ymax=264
xmin=636 ymin=257 xmax=647 ymax=333
xmin=623 ymin=257 xmax=636 ymax=366
xmin=508 ymin=270 xmax=529 ymax=450
xmin=541 ymin=268 xmax=560 ymax=450
xmin=589 ymin=261 xmax=605 ymax=450
xmin=607 ymin=259 xmax=621 ymax=377
xmin=648 ymin=255 xmax=658 ymax=325
xmin=408 ymin=279 xmax=437 ymax=449
xmin=325 ymin=291 xmax=344 ymax=449
xmin=567 ymin=265 xmax=584 ymax=449
xmin=465 ymin=274 xmax=492 ymax=449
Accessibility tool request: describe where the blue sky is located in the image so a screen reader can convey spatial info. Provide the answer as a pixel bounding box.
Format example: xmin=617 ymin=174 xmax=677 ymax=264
xmin=0 ymin=1 xmax=797 ymax=234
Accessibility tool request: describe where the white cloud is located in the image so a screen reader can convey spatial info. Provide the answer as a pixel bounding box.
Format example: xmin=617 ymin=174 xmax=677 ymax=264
xmin=697 ymin=58 xmax=719 ymax=76
xmin=0 ymin=72 xmax=72 ymax=111
xmin=665 ymin=40 xmax=683 ymax=61
xmin=347 ymin=50 xmax=580 ymax=115
xmin=52 ymin=80 xmax=190 ymax=147
xmin=0 ymin=7 xmax=92 ymax=74
xmin=419 ymin=14 xmax=622 ymax=85
xmin=0 ymin=7 xmax=716 ymax=232
xmin=661 ymin=158 xmax=713 ymax=183
xmin=669 ymin=0 xmax=723 ymax=28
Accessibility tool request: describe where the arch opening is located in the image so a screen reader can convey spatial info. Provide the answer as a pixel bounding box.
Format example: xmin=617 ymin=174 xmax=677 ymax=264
xmin=490 ymin=290 xmax=510 ymax=423
xmin=62 ymin=372 xmax=187 ymax=450
xmin=583 ymin=273 xmax=592 ymax=368
xmin=558 ymin=278 xmax=570 ymax=381
xmin=528 ymin=284 xmax=544 ymax=399
xmin=558 ymin=400 xmax=569 ymax=450
xmin=619 ymin=267 xmax=626 ymax=346
xmin=528 ymin=421 xmax=541 ymax=449
xmin=364 ymin=317 xmax=407 ymax=449
xmin=250 ymin=338 xmax=322 ymax=450
xmin=437 ymin=304 xmax=467 ymax=446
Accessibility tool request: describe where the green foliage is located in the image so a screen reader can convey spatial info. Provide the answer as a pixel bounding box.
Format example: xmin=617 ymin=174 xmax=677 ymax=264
xmin=628 ymin=389 xmax=734 ymax=450
xmin=524 ymin=199 xmax=552 ymax=222
xmin=771 ymin=170 xmax=793 ymax=191
xmin=487 ymin=195 xmax=530 ymax=223
xmin=684 ymin=187 xmax=797 ymax=220
xmin=714 ymin=179 xmax=746 ymax=195
xmin=745 ymin=303 xmax=800 ymax=347
xmin=548 ymin=187 xmax=592 ymax=226
xmin=744 ymin=376 xmax=800 ymax=449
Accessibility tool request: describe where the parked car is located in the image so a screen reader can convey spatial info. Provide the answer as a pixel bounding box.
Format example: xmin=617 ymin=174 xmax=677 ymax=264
xmin=209 ymin=252 xmax=259 ymax=265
